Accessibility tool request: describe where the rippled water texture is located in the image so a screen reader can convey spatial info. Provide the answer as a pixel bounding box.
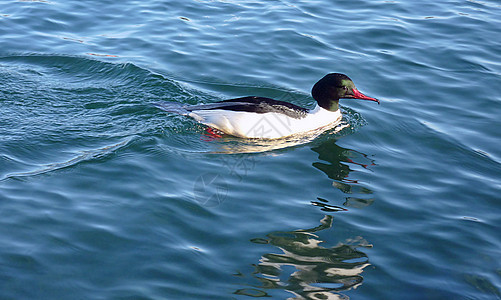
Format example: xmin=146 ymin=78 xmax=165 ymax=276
xmin=1 ymin=0 xmax=501 ymax=299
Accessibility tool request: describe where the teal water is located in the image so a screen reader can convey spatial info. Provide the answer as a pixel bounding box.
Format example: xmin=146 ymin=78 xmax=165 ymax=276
xmin=1 ymin=0 xmax=501 ymax=299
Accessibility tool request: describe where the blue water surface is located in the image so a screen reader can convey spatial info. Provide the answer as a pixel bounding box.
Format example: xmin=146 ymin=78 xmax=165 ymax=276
xmin=1 ymin=0 xmax=501 ymax=299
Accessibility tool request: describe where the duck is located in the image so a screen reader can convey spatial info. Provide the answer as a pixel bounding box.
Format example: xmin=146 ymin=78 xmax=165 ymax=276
xmin=155 ymin=73 xmax=379 ymax=139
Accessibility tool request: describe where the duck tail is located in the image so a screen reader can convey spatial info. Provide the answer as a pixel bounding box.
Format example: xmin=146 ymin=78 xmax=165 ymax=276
xmin=154 ymin=101 xmax=190 ymax=115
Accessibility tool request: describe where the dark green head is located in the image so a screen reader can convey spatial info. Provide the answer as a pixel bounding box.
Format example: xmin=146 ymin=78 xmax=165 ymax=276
xmin=311 ymin=73 xmax=379 ymax=111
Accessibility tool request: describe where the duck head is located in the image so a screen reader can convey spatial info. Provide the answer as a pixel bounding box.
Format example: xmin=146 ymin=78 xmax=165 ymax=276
xmin=312 ymin=73 xmax=379 ymax=111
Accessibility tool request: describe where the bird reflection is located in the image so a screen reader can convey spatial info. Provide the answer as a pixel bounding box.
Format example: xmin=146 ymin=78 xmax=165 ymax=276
xmin=310 ymin=139 xmax=375 ymax=211
xmin=234 ymin=215 xmax=372 ymax=299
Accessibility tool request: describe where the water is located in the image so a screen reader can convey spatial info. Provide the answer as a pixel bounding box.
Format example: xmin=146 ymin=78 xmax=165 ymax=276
xmin=1 ymin=0 xmax=500 ymax=299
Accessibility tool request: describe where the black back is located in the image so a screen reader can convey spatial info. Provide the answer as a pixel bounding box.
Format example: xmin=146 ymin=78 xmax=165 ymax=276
xmin=194 ymin=96 xmax=309 ymax=119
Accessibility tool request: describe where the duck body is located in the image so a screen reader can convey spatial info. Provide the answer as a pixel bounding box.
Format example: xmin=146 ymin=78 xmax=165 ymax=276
xmin=188 ymin=97 xmax=342 ymax=139
xmin=156 ymin=73 xmax=379 ymax=139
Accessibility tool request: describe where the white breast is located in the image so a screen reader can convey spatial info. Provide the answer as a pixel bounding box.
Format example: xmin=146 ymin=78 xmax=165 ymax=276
xmin=189 ymin=105 xmax=342 ymax=139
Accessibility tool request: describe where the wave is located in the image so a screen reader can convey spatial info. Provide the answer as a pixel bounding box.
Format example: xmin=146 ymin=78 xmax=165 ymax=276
xmin=1 ymin=138 xmax=133 ymax=181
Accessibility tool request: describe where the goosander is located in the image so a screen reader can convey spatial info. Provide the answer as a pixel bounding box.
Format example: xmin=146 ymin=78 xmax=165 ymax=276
xmin=156 ymin=73 xmax=379 ymax=139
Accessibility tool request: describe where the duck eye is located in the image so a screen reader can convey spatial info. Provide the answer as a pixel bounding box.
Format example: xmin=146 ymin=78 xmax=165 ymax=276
xmin=343 ymin=86 xmax=348 ymax=91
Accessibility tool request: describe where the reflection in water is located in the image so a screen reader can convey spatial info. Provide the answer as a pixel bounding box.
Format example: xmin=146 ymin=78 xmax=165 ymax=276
xmin=235 ymin=216 xmax=372 ymax=299
xmin=203 ymin=137 xmax=376 ymax=211
xmin=222 ymin=137 xmax=377 ymax=298
xmin=310 ymin=139 xmax=375 ymax=211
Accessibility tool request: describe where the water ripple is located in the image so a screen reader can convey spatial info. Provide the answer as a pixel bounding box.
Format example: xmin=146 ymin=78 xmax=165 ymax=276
xmin=1 ymin=138 xmax=132 ymax=181
xmin=1 ymin=0 xmax=501 ymax=299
